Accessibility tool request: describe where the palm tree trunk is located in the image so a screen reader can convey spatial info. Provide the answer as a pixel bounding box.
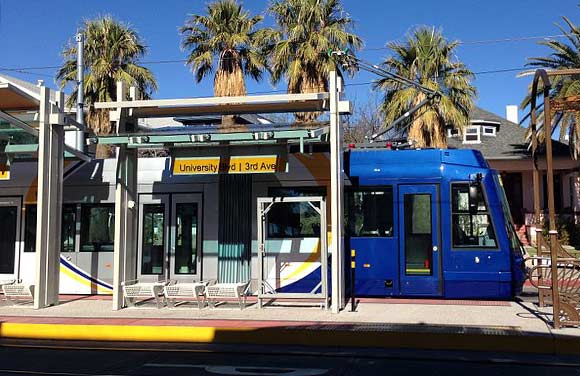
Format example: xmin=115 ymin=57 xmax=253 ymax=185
xmin=214 ymin=55 xmax=246 ymax=128
xmin=408 ymin=93 xmax=428 ymax=147
xmin=291 ymin=74 xmax=327 ymax=123
xmin=88 ymin=109 xmax=114 ymax=158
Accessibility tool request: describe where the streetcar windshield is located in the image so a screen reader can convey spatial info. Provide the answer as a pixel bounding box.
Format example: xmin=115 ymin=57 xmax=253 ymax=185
xmin=493 ymin=174 xmax=525 ymax=256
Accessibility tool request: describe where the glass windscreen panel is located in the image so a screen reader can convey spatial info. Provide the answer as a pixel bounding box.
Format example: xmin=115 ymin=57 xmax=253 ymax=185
xmin=141 ymin=204 xmax=165 ymax=275
xmin=80 ymin=204 xmax=115 ymax=252
xmin=451 ymin=184 xmax=497 ymax=248
xmin=347 ymin=188 xmax=394 ymax=237
xmin=267 ymin=187 xmax=323 ymax=238
xmin=494 ymin=174 xmax=524 ymax=255
xmin=174 ymin=203 xmax=198 ymax=275
xmin=404 ymin=194 xmax=433 ymax=276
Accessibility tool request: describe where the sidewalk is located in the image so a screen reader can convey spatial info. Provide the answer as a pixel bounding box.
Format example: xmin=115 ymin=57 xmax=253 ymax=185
xmin=0 ymin=296 xmax=579 ymax=356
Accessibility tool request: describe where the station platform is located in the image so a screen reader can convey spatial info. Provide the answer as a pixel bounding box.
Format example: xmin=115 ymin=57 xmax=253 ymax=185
xmin=0 ymin=295 xmax=579 ymax=356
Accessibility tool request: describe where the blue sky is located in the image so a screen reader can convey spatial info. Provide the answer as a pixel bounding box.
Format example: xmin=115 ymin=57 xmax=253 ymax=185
xmin=0 ymin=0 xmax=579 ymax=121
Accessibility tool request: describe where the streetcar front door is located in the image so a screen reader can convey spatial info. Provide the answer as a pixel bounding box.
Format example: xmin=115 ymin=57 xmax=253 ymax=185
xmin=398 ymin=184 xmax=441 ymax=296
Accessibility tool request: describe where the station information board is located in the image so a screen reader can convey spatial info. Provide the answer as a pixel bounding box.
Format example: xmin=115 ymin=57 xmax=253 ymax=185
xmin=173 ymin=155 xmax=281 ymax=175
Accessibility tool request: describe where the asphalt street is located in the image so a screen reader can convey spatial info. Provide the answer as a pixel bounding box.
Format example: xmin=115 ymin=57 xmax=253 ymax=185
xmin=0 ymin=341 xmax=578 ymax=376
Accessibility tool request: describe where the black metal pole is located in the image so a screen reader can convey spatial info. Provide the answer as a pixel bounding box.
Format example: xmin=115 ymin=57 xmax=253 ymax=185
xmin=350 ymin=249 xmax=356 ymax=312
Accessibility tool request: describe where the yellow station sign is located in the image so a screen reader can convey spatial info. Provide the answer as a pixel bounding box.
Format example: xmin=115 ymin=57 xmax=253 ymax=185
xmin=227 ymin=155 xmax=279 ymax=174
xmin=173 ymin=155 xmax=281 ymax=175
xmin=0 ymin=165 xmax=9 ymax=180
xmin=173 ymin=157 xmax=221 ymax=175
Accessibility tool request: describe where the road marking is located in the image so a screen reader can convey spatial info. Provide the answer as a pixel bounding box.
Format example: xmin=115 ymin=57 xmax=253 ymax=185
xmin=0 ymin=369 xmax=127 ymax=376
xmin=144 ymin=363 xmax=328 ymax=375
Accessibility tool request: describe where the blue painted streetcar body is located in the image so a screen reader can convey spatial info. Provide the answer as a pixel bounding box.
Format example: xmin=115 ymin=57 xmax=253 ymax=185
xmin=346 ymin=148 xmax=526 ymax=300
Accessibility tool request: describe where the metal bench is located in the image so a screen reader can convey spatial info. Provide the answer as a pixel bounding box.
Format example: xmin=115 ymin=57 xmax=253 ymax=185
xmin=2 ymin=282 xmax=34 ymax=305
xmin=206 ymin=281 xmax=251 ymax=310
xmin=163 ymin=281 xmax=209 ymax=309
xmin=121 ymin=280 xmax=166 ymax=308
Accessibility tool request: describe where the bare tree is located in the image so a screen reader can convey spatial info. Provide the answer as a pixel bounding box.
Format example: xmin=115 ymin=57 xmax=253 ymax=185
xmin=343 ymin=95 xmax=384 ymax=143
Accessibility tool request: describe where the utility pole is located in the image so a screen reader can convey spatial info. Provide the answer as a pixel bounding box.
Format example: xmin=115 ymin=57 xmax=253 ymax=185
xmin=75 ymin=33 xmax=85 ymax=152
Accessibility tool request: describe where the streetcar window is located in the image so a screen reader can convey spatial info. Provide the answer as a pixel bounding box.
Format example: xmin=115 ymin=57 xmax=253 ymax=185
xmin=61 ymin=205 xmax=77 ymax=253
xmin=451 ymin=183 xmax=497 ymax=248
xmin=23 ymin=205 xmax=37 ymax=252
xmin=347 ymin=188 xmax=394 ymax=237
xmin=267 ymin=187 xmax=324 ymax=238
xmin=80 ymin=204 xmax=115 ymax=252
xmin=23 ymin=204 xmax=77 ymax=252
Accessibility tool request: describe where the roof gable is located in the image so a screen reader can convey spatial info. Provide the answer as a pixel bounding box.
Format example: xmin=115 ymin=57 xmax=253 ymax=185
xmin=447 ymin=106 xmax=571 ymax=160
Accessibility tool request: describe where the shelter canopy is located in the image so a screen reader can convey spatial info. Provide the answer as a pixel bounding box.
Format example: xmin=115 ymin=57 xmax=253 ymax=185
xmin=94 ymin=92 xmax=330 ymax=118
xmin=0 ymin=83 xmax=39 ymax=111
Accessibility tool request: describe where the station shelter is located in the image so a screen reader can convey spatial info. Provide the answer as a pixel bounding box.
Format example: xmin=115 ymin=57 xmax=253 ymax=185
xmin=0 ymin=72 xmax=351 ymax=313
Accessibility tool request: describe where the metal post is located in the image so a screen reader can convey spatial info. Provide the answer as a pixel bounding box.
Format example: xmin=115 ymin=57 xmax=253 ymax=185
xmin=329 ymin=70 xmax=345 ymax=313
xmin=530 ymin=69 xmax=560 ymax=328
xmin=112 ymin=81 xmax=139 ymax=310
xmin=257 ymin=201 xmax=264 ymax=309
xmin=75 ymin=33 xmax=85 ymax=152
xmin=320 ymin=197 xmax=328 ymax=310
xmin=350 ymin=249 xmax=356 ymax=312
xmin=34 ymin=86 xmax=64 ymax=309
xmin=543 ymin=86 xmax=561 ymax=329
xmin=530 ymin=82 xmax=546 ymax=307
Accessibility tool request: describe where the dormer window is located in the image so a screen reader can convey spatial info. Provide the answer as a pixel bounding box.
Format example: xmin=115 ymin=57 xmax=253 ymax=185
xmin=463 ymin=125 xmax=481 ymax=144
xmin=482 ymin=126 xmax=496 ymax=136
xmin=447 ymin=128 xmax=460 ymax=137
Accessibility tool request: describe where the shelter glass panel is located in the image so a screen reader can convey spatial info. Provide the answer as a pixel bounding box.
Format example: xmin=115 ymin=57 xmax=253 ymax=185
xmin=267 ymin=187 xmax=324 ymax=238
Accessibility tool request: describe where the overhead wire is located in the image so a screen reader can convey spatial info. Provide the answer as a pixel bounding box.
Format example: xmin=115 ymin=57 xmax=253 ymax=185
xmin=0 ymin=32 xmax=568 ymax=97
xmin=0 ymin=31 xmax=572 ymax=74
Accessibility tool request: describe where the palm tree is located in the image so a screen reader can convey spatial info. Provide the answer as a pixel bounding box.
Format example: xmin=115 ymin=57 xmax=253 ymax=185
xmin=56 ymin=16 xmax=157 ymax=158
xmin=375 ymin=27 xmax=476 ymax=148
xmin=180 ymin=0 xmax=269 ymax=98
xmin=521 ymin=16 xmax=580 ymax=159
xmin=267 ymin=0 xmax=363 ymax=122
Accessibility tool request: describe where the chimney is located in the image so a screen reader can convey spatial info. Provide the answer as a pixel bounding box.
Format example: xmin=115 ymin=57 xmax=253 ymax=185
xmin=506 ymin=105 xmax=518 ymax=124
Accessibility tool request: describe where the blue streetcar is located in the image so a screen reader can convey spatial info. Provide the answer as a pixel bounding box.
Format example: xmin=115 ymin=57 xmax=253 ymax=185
xmin=345 ymin=148 xmax=526 ymax=299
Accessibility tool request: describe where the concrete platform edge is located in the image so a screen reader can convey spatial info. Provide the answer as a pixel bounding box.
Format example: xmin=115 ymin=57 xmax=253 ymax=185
xmin=1 ymin=322 xmax=578 ymax=356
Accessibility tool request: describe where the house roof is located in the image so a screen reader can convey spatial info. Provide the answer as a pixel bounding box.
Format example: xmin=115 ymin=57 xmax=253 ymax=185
xmin=447 ymin=107 xmax=571 ymax=160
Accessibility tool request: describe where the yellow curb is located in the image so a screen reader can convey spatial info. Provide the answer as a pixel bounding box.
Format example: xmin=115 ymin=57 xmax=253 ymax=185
xmin=0 ymin=322 xmax=573 ymax=356
xmin=0 ymin=323 xmax=250 ymax=343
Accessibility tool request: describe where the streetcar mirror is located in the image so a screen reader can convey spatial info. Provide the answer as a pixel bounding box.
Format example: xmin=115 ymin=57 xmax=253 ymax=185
xmin=468 ymin=173 xmax=483 ymax=215
xmin=468 ymin=184 xmax=479 ymax=215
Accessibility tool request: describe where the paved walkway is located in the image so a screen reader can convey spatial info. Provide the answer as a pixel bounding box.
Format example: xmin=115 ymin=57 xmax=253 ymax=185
xmin=0 ymin=296 xmax=578 ymax=355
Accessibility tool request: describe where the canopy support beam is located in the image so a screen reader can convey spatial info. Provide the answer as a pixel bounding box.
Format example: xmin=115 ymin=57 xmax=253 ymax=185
xmin=112 ymin=82 xmax=139 ymax=311
xmin=329 ymin=70 xmax=346 ymax=313
xmin=34 ymin=88 xmax=64 ymax=309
